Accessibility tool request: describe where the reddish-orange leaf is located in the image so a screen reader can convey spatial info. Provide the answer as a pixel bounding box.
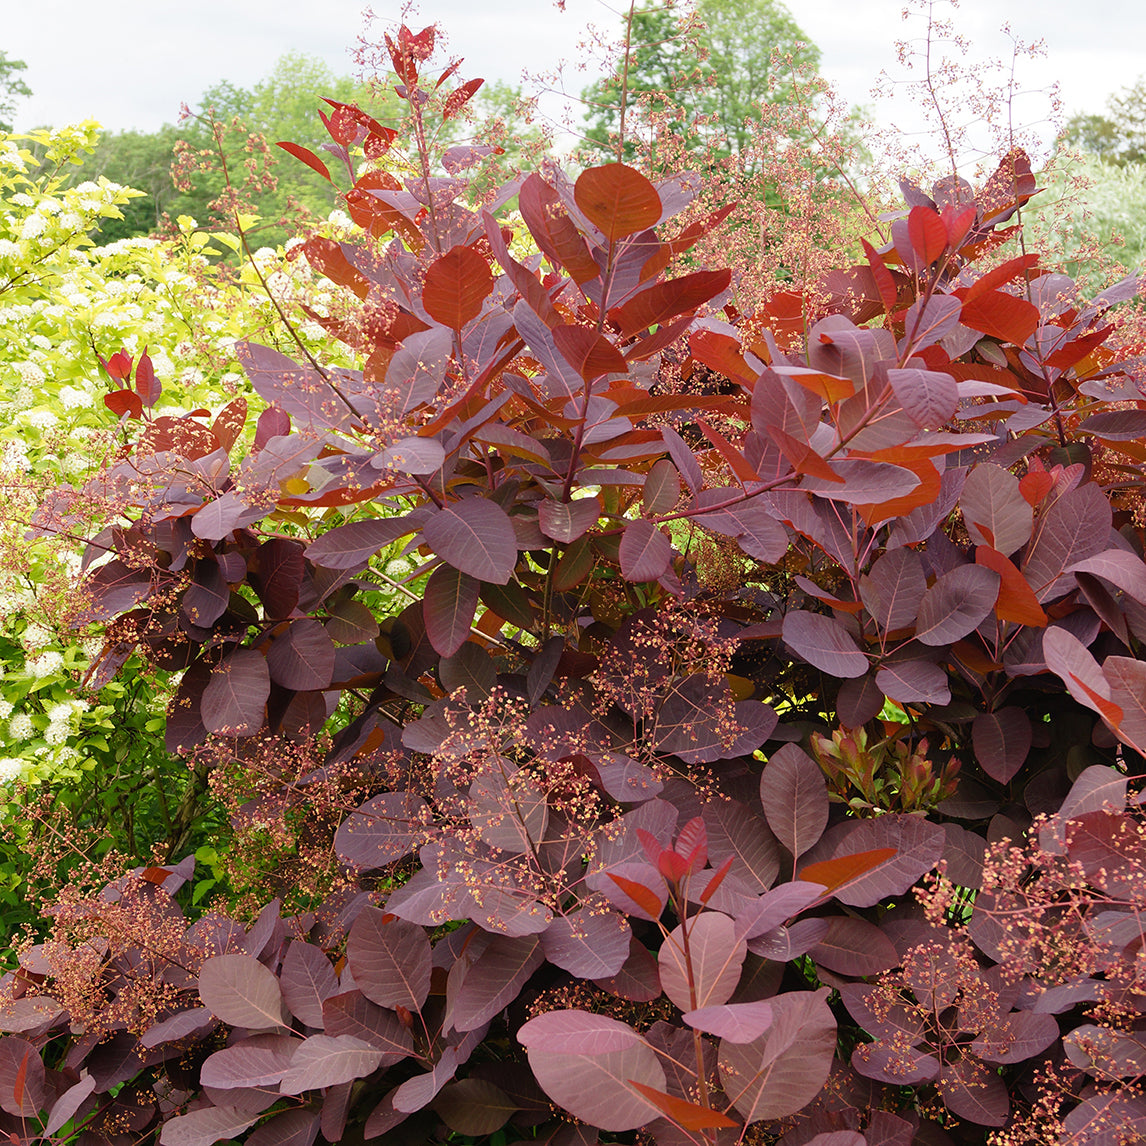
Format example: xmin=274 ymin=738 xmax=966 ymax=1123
xmin=768 ymin=425 xmax=844 ymax=483
xmin=688 ymin=328 xmax=759 ymax=388
xmin=140 ymin=866 xmax=171 ymax=885
xmin=695 ymin=418 xmax=757 ymax=485
xmin=1019 ymin=470 xmax=1054 ymax=505
xmin=423 ymin=245 xmax=494 ymax=329
xmin=856 ymin=459 xmax=942 ymax=526
xmin=772 ymin=365 xmax=855 ymax=404
xmin=700 ymin=856 xmax=734 ymax=904
xmin=275 ymin=141 xmax=332 ymax=182
xmin=908 ymin=205 xmax=948 ymax=266
xmin=626 ymin=1081 xmax=738 ymax=1130
xmin=1044 ymin=325 xmax=1113 ymax=371
xmin=104 ymin=389 xmax=143 ymax=420
xmin=951 ymin=639 xmax=1003 ymax=674
xmin=960 ymin=290 xmax=1039 ymax=347
xmin=758 ymin=290 xmax=807 ymax=350
xmin=294 ymin=237 xmax=370 ymax=300
xmin=861 ymin=238 xmax=899 ymax=315
xmin=442 ymin=78 xmax=484 ymax=121
xmin=611 ymin=269 xmax=731 ymax=338
xmin=976 ymin=546 xmax=1048 ymax=627
xmin=552 ymin=324 xmax=628 ymax=380
xmin=961 ymin=254 xmax=1040 ymax=305
xmin=574 ymin=163 xmax=662 ymax=242
xmin=1072 ymin=675 xmax=1124 ymax=729
xmin=519 ymin=175 xmax=600 ymax=284
xmin=607 ymin=872 xmax=664 ymax=919
xmin=942 ymin=204 xmax=976 ymax=248
xmin=798 ymin=847 xmax=897 ymax=894
xmin=211 ymin=397 xmax=248 ymax=454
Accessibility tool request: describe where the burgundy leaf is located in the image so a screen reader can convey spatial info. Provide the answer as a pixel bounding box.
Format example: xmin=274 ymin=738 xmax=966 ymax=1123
xmin=280 ymin=941 xmax=338 ymax=1028
xmin=703 ymin=799 xmax=781 ymax=892
xmin=346 ymin=906 xmax=432 ymax=1012
xmin=914 ymin=565 xmax=999 ymax=646
xmin=201 ymin=650 xmax=270 ymax=737
xmin=972 ymin=708 xmax=1032 ymax=784
xmin=244 ymin=1109 xmax=320 ymax=1146
xmin=1068 ymin=549 xmax=1146 ymax=604
xmin=518 ymin=1011 xmax=664 ymax=1131
xmin=422 ymin=498 xmax=517 ymax=584
xmin=760 ymin=744 xmax=829 ymax=861
xmin=541 ymin=911 xmax=632 ymax=979
xmin=278 ymin=1034 xmax=385 ymax=1095
xmin=451 ymin=935 xmax=544 ymax=1032
xmin=1023 ymin=481 xmax=1111 ymax=601
xmin=0 ymin=1037 xmax=43 ymax=1116
xmin=852 ymin=1042 xmax=940 ymax=1085
xmin=423 ymin=564 xmax=480 ymax=657
xmin=734 ymin=881 xmax=824 ymax=939
xmin=158 ymin=1104 xmax=259 ymax=1146
xmin=434 ymin=1077 xmax=519 ymax=1136
xmin=200 ymin=1035 xmax=297 ymax=1090
xmin=888 ymin=367 xmax=958 ymax=429
xmin=682 ymin=1000 xmax=773 ymax=1043
xmin=539 ymin=497 xmax=602 ymax=543
xmin=392 ymin=1047 xmax=459 ymax=1113
xmin=875 ymin=658 xmax=951 ymax=705
xmin=335 ymin=791 xmax=427 ymax=871
xmin=972 ymin=1010 xmax=1060 ymax=1064
xmin=782 ymin=611 xmax=868 ymax=678
xmin=44 ymin=1071 xmax=97 ymax=1135
xmin=938 ymin=1057 xmax=1008 ymax=1125
xmin=267 ymin=619 xmax=336 ymax=691
xmin=322 ymin=990 xmax=414 ymax=1063
xmin=643 ymin=459 xmax=681 ymax=516
xmin=250 ymin=536 xmax=303 ymax=619
xmin=809 ymin=916 xmax=898 ymax=975
xmin=829 ymin=815 xmax=944 ymax=907
xmin=717 ymin=987 xmax=836 ymax=1123
xmin=373 ymin=436 xmax=446 ymax=476
xmin=304 ymin=516 xmax=420 ymax=571
xmin=859 ymin=548 xmax=926 ymax=633
xmin=470 ymin=766 xmax=548 ymax=853
xmin=198 ymin=954 xmax=288 ymax=1029
xmin=619 ymin=519 xmax=673 ymax=582
xmin=960 ymin=464 xmax=1032 ymax=556
xmin=658 ymin=912 xmax=746 ymax=1011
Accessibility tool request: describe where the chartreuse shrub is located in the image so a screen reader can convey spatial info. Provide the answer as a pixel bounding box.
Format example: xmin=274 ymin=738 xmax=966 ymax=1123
xmin=0 ymin=122 xmax=397 ymax=953
xmin=3 ymin=20 xmax=1146 ymax=1146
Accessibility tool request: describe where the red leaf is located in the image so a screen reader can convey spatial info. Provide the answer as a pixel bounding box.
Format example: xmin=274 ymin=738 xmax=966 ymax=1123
xmin=700 ymin=856 xmax=734 ymax=904
xmin=975 ymin=546 xmax=1047 ymax=627
xmin=134 ymin=349 xmax=160 ymax=406
xmin=1019 ymin=469 xmax=1054 ymax=505
xmin=104 ymin=350 xmax=132 ymax=380
xmin=294 ymin=237 xmax=370 ymax=299
xmin=423 ymin=245 xmax=494 ymax=329
xmin=518 ymin=175 xmax=600 ymax=284
xmin=861 ymin=238 xmax=898 ymax=315
xmin=688 ymin=328 xmax=759 ymax=387
xmin=574 ymin=163 xmax=662 ymax=242
xmin=907 ymin=205 xmax=948 ymax=266
xmin=625 ymin=1080 xmax=737 ymax=1130
xmin=611 ymin=269 xmax=731 ymax=338
xmin=960 ymin=290 xmax=1039 ymax=347
xmin=552 ymin=325 xmax=628 ymax=380
xmin=276 ymin=140 xmax=332 ymax=181
xmin=442 ymin=77 xmax=483 ymax=121
xmin=961 ymin=253 xmax=1040 ymax=305
xmin=797 ymin=847 xmax=898 ymax=895
xmin=942 ymin=204 xmax=976 ymax=248
xmin=606 ymin=872 xmax=665 ymax=920
xmin=695 ymin=418 xmax=756 ymax=485
xmin=104 ymin=389 xmax=143 ymax=419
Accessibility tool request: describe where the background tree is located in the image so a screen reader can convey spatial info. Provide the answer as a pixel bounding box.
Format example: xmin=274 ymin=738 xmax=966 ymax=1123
xmin=1064 ymin=75 xmax=1146 ymax=164
xmin=0 ymin=49 xmax=31 ymax=132
xmin=581 ymin=0 xmax=822 ymax=170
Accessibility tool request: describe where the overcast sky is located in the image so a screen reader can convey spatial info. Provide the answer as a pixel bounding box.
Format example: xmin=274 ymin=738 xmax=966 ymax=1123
xmin=6 ymin=0 xmax=1145 ymax=158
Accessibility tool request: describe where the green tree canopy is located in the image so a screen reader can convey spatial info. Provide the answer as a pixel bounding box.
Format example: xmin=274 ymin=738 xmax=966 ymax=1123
xmin=1064 ymin=76 xmax=1146 ymax=165
xmin=582 ymin=0 xmax=821 ymax=167
xmin=0 ymin=50 xmax=32 ymax=132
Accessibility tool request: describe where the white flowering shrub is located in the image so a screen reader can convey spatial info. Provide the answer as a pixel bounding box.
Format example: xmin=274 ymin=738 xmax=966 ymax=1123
xmin=0 ymin=123 xmax=365 ymax=797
